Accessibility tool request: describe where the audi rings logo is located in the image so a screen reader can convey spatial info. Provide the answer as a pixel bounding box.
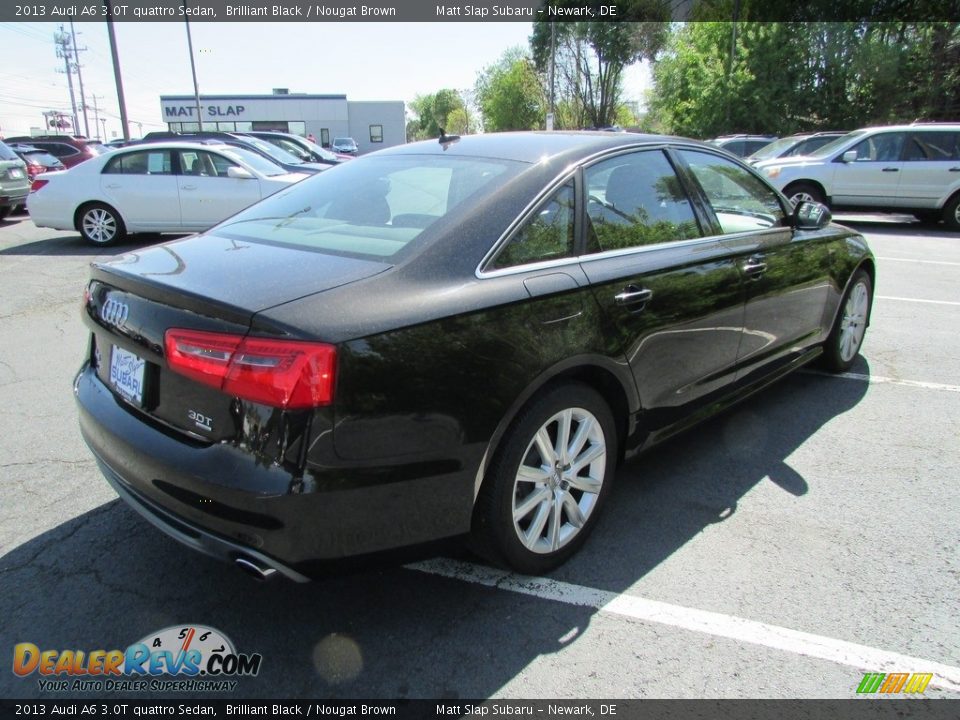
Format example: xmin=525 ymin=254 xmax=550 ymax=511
xmin=100 ymin=298 xmax=130 ymax=330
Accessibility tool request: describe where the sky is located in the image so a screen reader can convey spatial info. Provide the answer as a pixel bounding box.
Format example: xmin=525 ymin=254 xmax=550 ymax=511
xmin=0 ymin=21 xmax=652 ymax=140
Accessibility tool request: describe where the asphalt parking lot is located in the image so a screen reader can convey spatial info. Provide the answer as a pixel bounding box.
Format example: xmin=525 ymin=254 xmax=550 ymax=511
xmin=0 ymin=211 xmax=958 ymax=701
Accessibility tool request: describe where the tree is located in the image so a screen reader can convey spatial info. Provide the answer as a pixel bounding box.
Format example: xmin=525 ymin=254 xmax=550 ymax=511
xmin=648 ymin=20 xmax=960 ymax=138
xmin=408 ymin=89 xmax=466 ymax=140
xmin=530 ymin=1 xmax=670 ymax=128
xmin=475 ymin=48 xmax=546 ymax=132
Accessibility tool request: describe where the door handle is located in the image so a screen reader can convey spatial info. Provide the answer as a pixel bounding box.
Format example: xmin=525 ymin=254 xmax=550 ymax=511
xmin=881 ymin=167 xmax=899 ymax=172
xmin=949 ymin=167 xmax=960 ymax=172
xmin=180 ymin=184 xmax=197 ymax=190
xmin=105 ymin=183 xmax=121 ymax=189
xmin=614 ymin=286 xmax=653 ymax=307
xmin=742 ymin=256 xmax=768 ymax=279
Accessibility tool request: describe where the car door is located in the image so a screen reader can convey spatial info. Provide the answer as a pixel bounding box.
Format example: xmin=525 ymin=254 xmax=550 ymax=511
xmin=897 ymin=130 xmax=960 ymax=209
xmin=674 ymin=149 xmax=833 ymax=378
xmin=100 ymin=149 xmax=180 ymax=229
xmin=831 ymin=131 xmax=907 ymax=207
xmin=176 ymin=149 xmax=262 ymax=229
xmin=577 ymin=148 xmax=745 ymax=429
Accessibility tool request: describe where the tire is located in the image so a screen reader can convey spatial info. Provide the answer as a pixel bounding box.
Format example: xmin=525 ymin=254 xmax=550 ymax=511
xmin=784 ymin=182 xmax=825 ymax=208
xmin=943 ymin=194 xmax=960 ymax=233
xmin=821 ymin=269 xmax=872 ymax=373
xmin=0 ymin=207 xmax=9 ymax=221
xmin=77 ymin=202 xmax=126 ymax=246
xmin=472 ymin=383 xmax=617 ymax=575
xmin=914 ymin=209 xmax=941 ymax=226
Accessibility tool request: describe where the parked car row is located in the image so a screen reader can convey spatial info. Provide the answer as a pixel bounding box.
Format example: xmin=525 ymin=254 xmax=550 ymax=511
xmin=27 ymin=141 xmax=309 ymax=244
xmin=754 ymin=123 xmax=960 ymax=230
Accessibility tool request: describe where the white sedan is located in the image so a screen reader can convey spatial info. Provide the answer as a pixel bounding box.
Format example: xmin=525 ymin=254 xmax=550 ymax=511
xmin=27 ymin=141 xmax=309 ymax=245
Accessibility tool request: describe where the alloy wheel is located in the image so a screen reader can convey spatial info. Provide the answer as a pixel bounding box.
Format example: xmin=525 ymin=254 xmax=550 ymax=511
xmin=839 ymin=280 xmax=869 ymax=362
xmin=82 ymin=208 xmax=117 ymax=244
xmin=512 ymin=407 xmax=606 ymax=555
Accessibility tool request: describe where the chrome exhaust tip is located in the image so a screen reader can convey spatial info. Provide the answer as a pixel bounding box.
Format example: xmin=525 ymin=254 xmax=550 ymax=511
xmin=235 ymin=556 xmax=279 ymax=582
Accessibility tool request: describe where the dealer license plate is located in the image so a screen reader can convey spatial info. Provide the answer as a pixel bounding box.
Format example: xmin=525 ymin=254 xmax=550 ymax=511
xmin=110 ymin=345 xmax=145 ymax=406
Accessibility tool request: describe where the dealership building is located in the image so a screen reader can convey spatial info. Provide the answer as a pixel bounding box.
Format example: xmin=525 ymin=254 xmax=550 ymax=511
xmin=159 ymin=90 xmax=405 ymax=154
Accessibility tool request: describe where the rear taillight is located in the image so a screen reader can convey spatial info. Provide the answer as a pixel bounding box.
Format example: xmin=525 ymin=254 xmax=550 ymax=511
xmin=164 ymin=329 xmax=336 ymax=409
xmin=30 ymin=179 xmax=49 ymax=193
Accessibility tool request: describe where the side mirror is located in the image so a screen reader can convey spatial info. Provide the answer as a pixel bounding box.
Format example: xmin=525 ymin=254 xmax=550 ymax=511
xmin=793 ymin=201 xmax=832 ymax=230
xmin=226 ymin=166 xmax=254 ymax=180
xmin=841 ymin=150 xmax=857 ymax=163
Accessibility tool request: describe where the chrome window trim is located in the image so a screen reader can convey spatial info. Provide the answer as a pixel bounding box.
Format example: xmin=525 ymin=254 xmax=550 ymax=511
xmin=476 ymin=141 xmax=750 ymax=280
xmin=478 ymin=227 xmax=782 ymax=280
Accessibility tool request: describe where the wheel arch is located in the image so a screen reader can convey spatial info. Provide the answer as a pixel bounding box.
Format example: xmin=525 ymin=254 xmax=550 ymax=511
xmin=783 ymin=179 xmax=828 ymax=203
xmin=73 ymin=200 xmax=126 ymax=233
xmin=471 ymin=356 xmax=638 ymax=505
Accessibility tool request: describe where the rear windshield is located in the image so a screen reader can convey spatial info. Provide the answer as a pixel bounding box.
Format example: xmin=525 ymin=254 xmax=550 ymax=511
xmin=83 ymin=142 xmax=109 ymax=155
xmin=215 ymin=154 xmax=522 ymax=260
xmin=0 ymin=141 xmax=19 ymax=161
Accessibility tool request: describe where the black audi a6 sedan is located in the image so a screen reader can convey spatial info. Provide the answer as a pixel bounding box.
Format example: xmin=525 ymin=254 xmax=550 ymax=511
xmin=75 ymin=131 xmax=874 ymax=581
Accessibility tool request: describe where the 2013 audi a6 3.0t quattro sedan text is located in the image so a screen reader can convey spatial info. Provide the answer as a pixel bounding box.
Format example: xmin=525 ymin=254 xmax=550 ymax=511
xmin=75 ymin=132 xmax=875 ymax=581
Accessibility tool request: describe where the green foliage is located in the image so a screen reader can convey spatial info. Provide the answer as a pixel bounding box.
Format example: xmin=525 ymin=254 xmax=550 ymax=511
xmin=649 ymin=21 xmax=960 ymax=138
xmin=530 ymin=2 xmax=670 ymax=128
xmin=475 ymin=48 xmax=546 ymax=132
xmin=409 ymin=89 xmax=467 ymax=141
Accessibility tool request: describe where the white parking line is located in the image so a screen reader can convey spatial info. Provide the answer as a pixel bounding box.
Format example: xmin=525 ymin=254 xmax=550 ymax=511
xmin=802 ymin=369 xmax=960 ymax=394
xmin=875 ymin=257 xmax=960 ymax=267
xmin=407 ymin=558 xmax=960 ymax=693
xmin=877 ymin=295 xmax=960 ymax=306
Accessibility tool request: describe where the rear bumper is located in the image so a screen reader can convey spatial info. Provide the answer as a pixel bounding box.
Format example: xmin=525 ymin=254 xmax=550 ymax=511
xmin=1 ymin=187 xmax=28 ymax=208
xmin=92 ymin=451 xmax=309 ymax=582
xmin=74 ymin=362 xmax=474 ymax=571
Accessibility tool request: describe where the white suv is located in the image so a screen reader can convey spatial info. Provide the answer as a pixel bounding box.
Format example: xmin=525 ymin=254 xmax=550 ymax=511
xmin=754 ymin=123 xmax=960 ymax=230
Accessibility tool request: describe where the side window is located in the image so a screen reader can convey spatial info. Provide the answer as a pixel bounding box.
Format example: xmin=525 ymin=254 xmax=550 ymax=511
xmin=850 ymin=132 xmax=906 ymax=162
xmin=585 ymin=150 xmax=701 ymax=252
xmin=104 ymin=151 xmax=172 ymax=175
xmin=903 ymin=131 xmax=960 ymax=161
xmin=678 ymin=150 xmax=786 ymax=234
xmin=178 ymin=150 xmax=236 ymax=177
xmin=494 ymin=181 xmax=575 ymax=269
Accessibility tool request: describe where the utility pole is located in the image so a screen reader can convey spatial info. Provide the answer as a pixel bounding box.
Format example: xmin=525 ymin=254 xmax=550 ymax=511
xmin=89 ymin=94 xmax=104 ymax=140
xmin=54 ymin=26 xmax=79 ymax=135
xmin=69 ymin=20 xmax=90 ymax=138
xmin=103 ymin=0 xmax=130 ymax=141
xmin=547 ymin=22 xmax=556 ymax=131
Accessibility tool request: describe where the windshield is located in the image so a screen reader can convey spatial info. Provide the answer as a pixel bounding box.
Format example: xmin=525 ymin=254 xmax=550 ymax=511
xmin=749 ymin=136 xmax=803 ymax=160
xmin=83 ymin=142 xmax=109 ymax=155
xmin=214 ymin=154 xmax=522 ymax=260
xmin=301 ymin=138 xmax=339 ymax=162
xmin=808 ymin=130 xmax=868 ymax=158
xmin=334 ymin=137 xmax=356 ymax=146
xmin=0 ymin=141 xmax=20 ymax=161
xmin=239 ymin=137 xmax=305 ymax=165
xmin=219 ymin=147 xmax=288 ymax=177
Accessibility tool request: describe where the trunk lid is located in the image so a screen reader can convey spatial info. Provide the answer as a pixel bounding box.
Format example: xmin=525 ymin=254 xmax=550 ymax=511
xmin=85 ymin=233 xmax=390 ymax=441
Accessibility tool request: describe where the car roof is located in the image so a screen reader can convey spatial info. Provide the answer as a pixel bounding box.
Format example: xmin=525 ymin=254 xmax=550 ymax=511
xmin=381 ymin=131 xmax=712 ymax=165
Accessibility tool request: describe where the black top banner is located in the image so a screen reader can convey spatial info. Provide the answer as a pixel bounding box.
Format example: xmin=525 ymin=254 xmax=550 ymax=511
xmin=1 ymin=0 xmax=959 ymax=23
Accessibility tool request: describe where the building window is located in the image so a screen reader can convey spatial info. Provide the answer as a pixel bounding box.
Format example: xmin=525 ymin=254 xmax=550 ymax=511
xmin=289 ymin=121 xmax=306 ymax=137
xmin=320 ymin=129 xmax=330 ymax=148
xmin=181 ymin=122 xmax=200 ymax=133
xmin=235 ymin=121 xmax=253 ymax=132
xmin=216 ymin=122 xmax=236 ymax=132
xmin=202 ymin=121 xmax=218 ymax=131
xmin=370 ymin=124 xmax=384 ymax=143
xmin=168 ymin=123 xmax=182 ymax=133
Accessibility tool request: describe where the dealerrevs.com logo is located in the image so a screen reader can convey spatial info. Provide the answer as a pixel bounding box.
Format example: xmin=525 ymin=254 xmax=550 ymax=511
xmin=12 ymin=625 xmax=262 ymax=693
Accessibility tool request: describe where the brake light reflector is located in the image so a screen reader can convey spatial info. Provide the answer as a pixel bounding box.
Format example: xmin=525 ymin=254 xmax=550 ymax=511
xmin=164 ymin=329 xmax=336 ymax=409
xmin=30 ymin=179 xmax=49 ymax=193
